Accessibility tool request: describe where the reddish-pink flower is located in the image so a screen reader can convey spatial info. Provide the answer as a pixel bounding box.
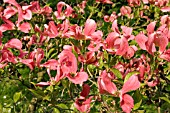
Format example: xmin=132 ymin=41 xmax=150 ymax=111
xmin=3 ymin=6 xmax=17 ymax=19
xmin=160 ymin=49 xmax=170 ymax=62
xmin=58 ymin=49 xmax=77 ymax=74
xmin=74 ymin=84 xmax=93 ymax=113
xmin=120 ymin=6 xmax=132 ymax=17
xmin=67 ymin=71 xmax=88 ymax=84
xmin=18 ymin=22 xmax=31 ymax=33
xmin=98 ymin=70 xmax=140 ymax=113
xmin=54 ymin=2 xmax=73 ymax=20
xmin=0 ymin=17 xmax=15 ymax=32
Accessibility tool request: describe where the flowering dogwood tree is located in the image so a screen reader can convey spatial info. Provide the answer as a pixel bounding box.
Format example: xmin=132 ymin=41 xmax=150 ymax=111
xmin=0 ymin=0 xmax=170 ymax=112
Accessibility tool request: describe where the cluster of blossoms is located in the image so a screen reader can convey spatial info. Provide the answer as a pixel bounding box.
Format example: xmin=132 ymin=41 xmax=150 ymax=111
xmin=0 ymin=0 xmax=170 ymax=112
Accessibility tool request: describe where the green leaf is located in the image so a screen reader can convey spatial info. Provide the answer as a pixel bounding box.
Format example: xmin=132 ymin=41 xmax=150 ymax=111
xmin=133 ymin=89 xmax=142 ymax=110
xmin=0 ymin=104 xmax=2 ymax=113
xmin=124 ymin=71 xmax=139 ymax=83
xmin=50 ymin=53 xmax=58 ymax=59
xmin=37 ymin=71 xmax=45 ymax=82
xmin=110 ymin=68 xmax=122 ymax=79
xmin=137 ymin=110 xmax=145 ymax=113
xmin=18 ymin=68 xmax=30 ymax=79
xmin=166 ymin=75 xmax=170 ymax=81
xmin=62 ymin=80 xmax=69 ymax=89
xmin=28 ymin=89 xmax=44 ymax=99
xmin=43 ymin=95 xmax=50 ymax=101
xmin=13 ymin=92 xmax=21 ymax=103
xmin=134 ymin=99 xmax=142 ymax=110
xmin=103 ymin=50 xmax=108 ymax=60
xmin=57 ymin=103 xmax=68 ymax=109
xmin=98 ymin=57 xmax=103 ymax=69
xmin=160 ymin=97 xmax=170 ymax=104
xmin=47 ymin=48 xmax=55 ymax=58
xmin=53 ymin=108 xmax=60 ymax=113
xmin=2 ymin=108 xmax=11 ymax=113
xmin=46 ymin=85 xmax=53 ymax=92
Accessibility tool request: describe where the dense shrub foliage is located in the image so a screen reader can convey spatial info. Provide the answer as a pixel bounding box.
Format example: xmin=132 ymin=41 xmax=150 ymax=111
xmin=0 ymin=0 xmax=170 ymax=112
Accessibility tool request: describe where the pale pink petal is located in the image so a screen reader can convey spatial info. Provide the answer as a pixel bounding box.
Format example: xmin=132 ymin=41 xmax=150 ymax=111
xmin=0 ymin=24 xmax=14 ymax=32
xmin=104 ymin=15 xmax=110 ymax=22
xmin=98 ymin=70 xmax=117 ymax=94
xmin=5 ymin=38 xmax=22 ymax=50
xmin=112 ymin=20 xmax=119 ymax=33
xmin=120 ymin=94 xmax=134 ymax=113
xmin=40 ymin=6 xmax=52 ymax=14
xmin=154 ymin=33 xmax=168 ymax=54
xmin=67 ymin=72 xmax=88 ymax=84
xmin=91 ymin=30 xmax=103 ymax=42
xmin=124 ymin=46 xmax=137 ymax=58
xmin=142 ymin=0 xmax=148 ymax=4
xmin=20 ymin=59 xmax=34 ymax=70
xmin=18 ymin=22 xmax=31 ymax=33
xmin=116 ymin=37 xmax=129 ymax=56
xmin=40 ymin=59 xmax=58 ymax=70
xmin=147 ymin=21 xmax=156 ymax=34
xmin=27 ymin=1 xmax=41 ymax=13
xmin=3 ymin=0 xmax=19 ymax=7
xmin=161 ymin=6 xmax=170 ymax=12
xmin=160 ymin=15 xmax=168 ymax=25
xmin=0 ymin=17 xmax=15 ymax=32
xmin=36 ymin=82 xmax=51 ymax=86
xmin=65 ymin=4 xmax=73 ymax=17
xmin=22 ymin=9 xmax=32 ymax=20
xmin=135 ymin=33 xmax=148 ymax=50
xmin=121 ymin=26 xmax=133 ymax=37
xmin=35 ymin=48 xmax=44 ymax=67
xmin=146 ymin=33 xmax=156 ymax=54
xmin=121 ymin=75 xmax=140 ymax=94
xmin=84 ymin=19 xmax=97 ymax=36
xmin=106 ymin=32 xmax=119 ymax=48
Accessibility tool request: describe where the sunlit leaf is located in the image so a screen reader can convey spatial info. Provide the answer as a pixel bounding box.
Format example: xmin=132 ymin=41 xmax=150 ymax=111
xmin=13 ymin=92 xmax=21 ymax=103
xmin=110 ymin=68 xmax=122 ymax=79
xmin=160 ymin=97 xmax=170 ymax=104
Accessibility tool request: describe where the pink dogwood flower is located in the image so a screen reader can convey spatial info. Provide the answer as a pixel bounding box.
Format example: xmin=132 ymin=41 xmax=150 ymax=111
xmin=0 ymin=16 xmax=15 ymax=32
xmin=160 ymin=49 xmax=170 ymax=62
xmin=54 ymin=2 xmax=73 ymax=20
xmin=98 ymin=70 xmax=140 ymax=113
xmin=18 ymin=22 xmax=31 ymax=33
xmin=70 ymin=19 xmax=99 ymax=40
xmin=3 ymin=6 xmax=18 ymax=19
xmin=105 ymin=20 xmax=135 ymax=57
xmin=74 ymin=84 xmax=93 ymax=113
xmin=4 ymin=0 xmax=32 ymax=26
xmin=20 ymin=48 xmax=44 ymax=70
xmin=161 ymin=6 xmax=170 ymax=12
xmin=127 ymin=0 xmax=140 ymax=6
xmin=135 ymin=22 xmax=168 ymax=55
xmin=96 ymin=0 xmax=113 ymax=4
xmin=120 ymin=6 xmax=132 ymax=18
xmin=58 ymin=49 xmax=77 ymax=75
